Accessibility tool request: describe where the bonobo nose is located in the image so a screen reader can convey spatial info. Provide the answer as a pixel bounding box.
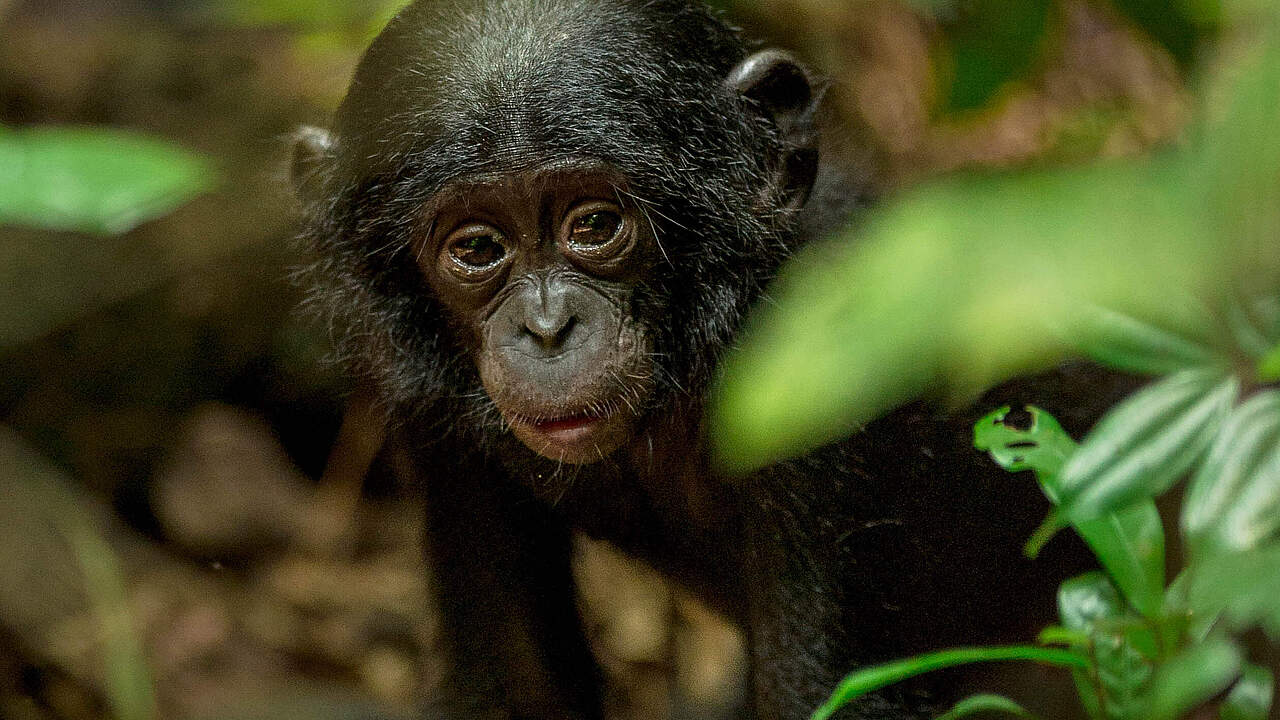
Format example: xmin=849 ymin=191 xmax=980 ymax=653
xmin=517 ymin=274 xmax=580 ymax=353
xmin=524 ymin=306 xmax=575 ymax=347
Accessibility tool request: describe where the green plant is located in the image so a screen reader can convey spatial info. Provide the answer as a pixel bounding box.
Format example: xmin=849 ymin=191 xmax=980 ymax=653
xmin=0 ymin=125 xmax=213 ymax=236
xmin=811 ymin=299 xmax=1280 ymax=720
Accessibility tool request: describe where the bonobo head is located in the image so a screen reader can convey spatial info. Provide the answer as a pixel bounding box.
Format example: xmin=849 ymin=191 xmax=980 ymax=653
xmin=293 ymin=0 xmax=819 ymax=465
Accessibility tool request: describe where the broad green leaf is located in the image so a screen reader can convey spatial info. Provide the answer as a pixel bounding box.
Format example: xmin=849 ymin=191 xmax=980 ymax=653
xmin=1220 ymin=664 xmax=1274 ymax=720
xmin=1058 ymin=573 xmax=1156 ymax=720
xmin=1161 ymin=570 xmax=1205 ymax=645
xmin=975 ymin=406 xmax=1165 ymax=617
xmin=0 ymin=125 xmax=215 ymax=236
xmin=1073 ymin=506 xmax=1165 ymax=619
xmin=1054 ymin=368 xmax=1238 ymax=523
xmin=712 ymin=11 xmax=1276 ymax=475
xmin=1065 ymin=304 xmax=1221 ymax=376
xmin=1189 ymin=544 xmax=1280 ymax=640
xmin=934 ymin=693 xmax=1036 ymax=720
xmin=1182 ymin=390 xmax=1280 ymax=556
xmin=809 ymin=646 xmax=1086 ymax=720
xmin=1226 ymin=295 xmax=1280 ymax=359
xmin=1148 ymin=640 xmax=1242 ymax=720
xmin=1196 ymin=21 xmax=1280 ymax=290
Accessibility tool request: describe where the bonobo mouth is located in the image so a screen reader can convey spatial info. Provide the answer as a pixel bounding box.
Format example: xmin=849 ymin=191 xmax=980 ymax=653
xmin=532 ymin=412 xmax=604 ymax=440
xmin=504 ymin=407 xmax=635 ymax=464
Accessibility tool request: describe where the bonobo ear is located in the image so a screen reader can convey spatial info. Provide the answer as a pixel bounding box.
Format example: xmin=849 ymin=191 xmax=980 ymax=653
xmin=290 ymin=125 xmax=335 ymax=203
xmin=726 ymin=50 xmax=819 ymax=211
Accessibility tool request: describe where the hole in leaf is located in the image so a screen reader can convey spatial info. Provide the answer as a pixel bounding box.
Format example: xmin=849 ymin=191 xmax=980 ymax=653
xmin=1001 ymin=407 xmax=1034 ymax=430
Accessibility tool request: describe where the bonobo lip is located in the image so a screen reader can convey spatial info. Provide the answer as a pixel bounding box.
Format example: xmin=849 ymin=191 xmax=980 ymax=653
xmin=514 ymin=410 xmax=608 ymax=445
xmin=505 ymin=407 xmax=634 ymax=464
xmin=532 ymin=413 xmax=604 ymax=438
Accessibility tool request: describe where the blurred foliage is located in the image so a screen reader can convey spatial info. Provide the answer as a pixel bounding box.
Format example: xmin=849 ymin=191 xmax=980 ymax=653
xmin=712 ymin=1 xmax=1280 ymax=473
xmin=906 ymin=0 xmax=1219 ymax=112
xmin=933 ymin=0 xmax=1055 ymax=111
xmin=213 ymin=0 xmax=404 ymax=59
xmin=0 ymin=126 xmax=214 ymax=236
xmin=812 ymin=290 xmax=1279 ymax=718
xmin=0 ymin=430 xmax=155 ymax=720
xmin=712 ymin=3 xmax=1280 ymax=713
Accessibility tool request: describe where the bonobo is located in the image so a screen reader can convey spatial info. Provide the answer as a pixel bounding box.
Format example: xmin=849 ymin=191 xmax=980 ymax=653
xmin=292 ymin=1 xmax=1125 ymax=718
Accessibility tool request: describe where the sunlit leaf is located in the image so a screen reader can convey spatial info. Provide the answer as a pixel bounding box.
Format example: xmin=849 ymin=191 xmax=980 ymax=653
xmin=934 ymin=693 xmax=1036 ymax=720
xmin=1196 ymin=23 xmax=1280 ymax=290
xmin=1148 ymin=640 xmax=1242 ymax=720
xmin=710 ymin=154 xmax=1229 ymax=475
xmin=1182 ymin=390 xmax=1280 ymax=556
xmin=1189 ymin=544 xmax=1280 ymax=640
xmin=809 ymin=646 xmax=1086 ymax=720
xmin=1226 ymin=295 xmax=1280 ymax=359
xmin=712 ymin=7 xmax=1278 ymax=476
xmin=0 ymin=125 xmax=215 ymax=236
xmin=975 ymin=406 xmax=1165 ymax=617
xmin=1065 ymin=304 xmax=1222 ymax=376
xmin=1053 ymin=368 xmax=1238 ymax=523
xmin=1220 ymin=664 xmax=1274 ymax=720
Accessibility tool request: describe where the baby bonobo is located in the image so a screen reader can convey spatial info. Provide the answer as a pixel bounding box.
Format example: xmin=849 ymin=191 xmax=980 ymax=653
xmin=292 ymin=0 xmax=1124 ymax=717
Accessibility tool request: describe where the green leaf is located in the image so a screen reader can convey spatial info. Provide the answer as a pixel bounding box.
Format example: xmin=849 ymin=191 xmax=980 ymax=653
xmin=1188 ymin=544 xmax=1280 ymax=640
xmin=975 ymin=406 xmax=1165 ymax=617
xmin=1054 ymin=368 xmax=1238 ymax=523
xmin=1074 ymin=505 xmax=1166 ymax=619
xmin=1182 ymin=390 xmax=1280 ymax=556
xmin=935 ymin=693 xmax=1036 ymax=720
xmin=0 ymin=125 xmax=215 ymax=236
xmin=1037 ymin=624 xmax=1090 ymax=647
xmin=1220 ymin=664 xmax=1274 ymax=720
xmin=1148 ymin=640 xmax=1242 ymax=720
xmin=809 ymin=646 xmax=1086 ymax=720
xmin=974 ymin=405 xmax=1077 ymax=481
xmin=1066 ymin=304 xmax=1221 ymax=376
xmin=1058 ymin=573 xmax=1157 ymax=720
xmin=1226 ymin=295 xmax=1280 ymax=359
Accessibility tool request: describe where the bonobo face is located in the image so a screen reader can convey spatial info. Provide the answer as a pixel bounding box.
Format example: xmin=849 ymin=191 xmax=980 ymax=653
xmin=418 ymin=164 xmax=656 ymax=464
xmin=292 ymin=0 xmax=821 ymax=470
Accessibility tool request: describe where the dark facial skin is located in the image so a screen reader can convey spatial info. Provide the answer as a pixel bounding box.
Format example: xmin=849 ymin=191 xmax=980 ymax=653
xmin=418 ymin=163 xmax=657 ymax=463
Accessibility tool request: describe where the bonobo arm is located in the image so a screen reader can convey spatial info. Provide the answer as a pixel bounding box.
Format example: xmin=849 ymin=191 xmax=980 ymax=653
xmin=409 ymin=435 xmax=603 ymax=720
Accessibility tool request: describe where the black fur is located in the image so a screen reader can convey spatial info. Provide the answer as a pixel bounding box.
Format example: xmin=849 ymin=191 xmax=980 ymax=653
xmin=294 ymin=1 xmax=1123 ymax=718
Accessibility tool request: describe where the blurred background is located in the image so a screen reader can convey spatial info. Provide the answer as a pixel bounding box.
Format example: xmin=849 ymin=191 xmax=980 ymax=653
xmin=0 ymin=1 xmax=1219 ymax=719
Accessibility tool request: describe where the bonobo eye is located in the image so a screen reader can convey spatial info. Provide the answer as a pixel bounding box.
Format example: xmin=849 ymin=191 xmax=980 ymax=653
xmin=570 ymin=210 xmax=622 ymax=247
xmin=562 ymin=201 xmax=628 ymax=260
xmin=445 ymin=224 xmax=508 ymax=272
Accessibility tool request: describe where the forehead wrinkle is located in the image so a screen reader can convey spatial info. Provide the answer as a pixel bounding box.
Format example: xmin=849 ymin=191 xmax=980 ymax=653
xmin=425 ymin=158 xmax=629 ymax=211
